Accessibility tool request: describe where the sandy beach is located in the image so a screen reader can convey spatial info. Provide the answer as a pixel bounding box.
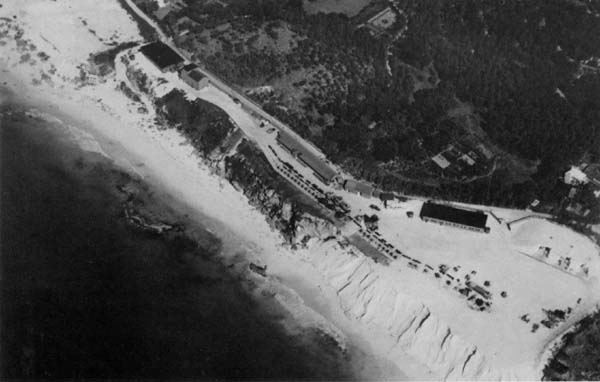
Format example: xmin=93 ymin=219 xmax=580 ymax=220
xmin=0 ymin=3 xmax=406 ymax=377
xmin=1 ymin=97 xmax=365 ymax=379
xmin=2 ymin=73 xmax=409 ymax=379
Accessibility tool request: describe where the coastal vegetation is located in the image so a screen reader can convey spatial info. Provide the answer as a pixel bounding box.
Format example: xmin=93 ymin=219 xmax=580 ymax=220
xmin=155 ymin=89 xmax=235 ymax=156
xmin=137 ymin=0 xmax=600 ymax=220
xmin=152 ymin=88 xmax=332 ymax=242
xmin=543 ymin=310 xmax=600 ymax=380
xmin=225 ymin=139 xmax=332 ymax=242
xmin=117 ymin=2 xmax=600 ymax=379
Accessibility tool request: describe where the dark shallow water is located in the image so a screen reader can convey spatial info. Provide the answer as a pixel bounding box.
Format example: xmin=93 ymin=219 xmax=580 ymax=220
xmin=0 ymin=105 xmax=354 ymax=380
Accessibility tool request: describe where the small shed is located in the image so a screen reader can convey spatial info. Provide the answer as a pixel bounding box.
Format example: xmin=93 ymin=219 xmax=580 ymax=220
xmin=432 ymin=153 xmax=451 ymax=169
xmin=180 ymin=64 xmax=210 ymax=90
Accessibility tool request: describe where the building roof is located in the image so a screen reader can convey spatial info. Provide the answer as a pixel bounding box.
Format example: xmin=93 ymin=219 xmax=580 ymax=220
xmin=432 ymin=153 xmax=451 ymax=169
xmin=344 ymin=179 xmax=374 ymax=195
xmin=140 ymin=41 xmax=184 ymax=70
xmin=182 ymin=63 xmax=198 ymax=72
xmin=477 ymin=143 xmax=494 ymax=160
xmin=420 ymin=201 xmax=488 ymax=229
xmin=299 ymin=151 xmax=337 ymax=182
xmin=366 ymin=7 xmax=396 ymax=29
xmin=348 ymin=234 xmax=390 ymax=265
xmin=154 ymin=1 xmax=184 ymax=20
xmin=188 ymin=69 xmax=206 ymax=82
xmin=460 ymin=154 xmax=475 ymax=166
xmin=154 ymin=5 xmax=174 ymax=21
xmin=564 ymin=166 xmax=589 ymax=185
xmin=379 ymin=192 xmax=395 ymax=201
xmin=277 ymin=131 xmax=336 ymax=182
xmin=355 ymin=3 xmax=390 ymax=25
xmin=584 ymin=164 xmax=600 ymax=182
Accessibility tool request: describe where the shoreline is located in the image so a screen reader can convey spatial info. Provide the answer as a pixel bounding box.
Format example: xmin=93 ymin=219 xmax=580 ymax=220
xmin=0 ymin=39 xmax=567 ymax=382
xmin=0 ymin=76 xmax=403 ymax=380
xmin=1 ymin=96 xmax=362 ymax=380
xmin=0 ymin=45 xmax=575 ymax=382
xmin=1 ymin=105 xmax=359 ymax=379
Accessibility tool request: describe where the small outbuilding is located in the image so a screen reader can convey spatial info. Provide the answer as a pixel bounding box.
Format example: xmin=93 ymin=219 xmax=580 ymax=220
xmin=276 ymin=131 xmax=337 ymax=184
xmin=432 ymin=153 xmax=451 ymax=169
xmin=343 ymin=179 xmax=374 ymax=197
xmin=180 ymin=63 xmax=210 ymax=90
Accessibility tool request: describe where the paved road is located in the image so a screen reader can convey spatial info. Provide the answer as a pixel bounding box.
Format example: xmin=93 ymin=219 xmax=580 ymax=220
xmin=119 ymin=1 xmax=581 ymax=317
xmin=123 ymin=0 xmax=329 ymax=161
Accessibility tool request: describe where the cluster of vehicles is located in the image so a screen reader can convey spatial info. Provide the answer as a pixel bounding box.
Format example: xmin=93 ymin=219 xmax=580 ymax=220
xmin=261 ymin=112 xmax=494 ymax=313
xmin=350 ymin=216 xmax=494 ymax=312
xmin=267 ymin=145 xmax=350 ymax=218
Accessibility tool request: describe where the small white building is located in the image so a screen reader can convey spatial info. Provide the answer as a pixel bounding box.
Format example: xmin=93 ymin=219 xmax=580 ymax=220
xmin=362 ymin=7 xmax=396 ymax=35
xmin=344 ymin=179 xmax=374 ymax=197
xmin=370 ymin=7 xmax=395 ymax=27
xmin=564 ymin=166 xmax=589 ymax=185
xmin=432 ymin=153 xmax=451 ymax=169
xmin=460 ymin=154 xmax=476 ymax=166
xmin=153 ymin=0 xmax=186 ymax=20
xmin=477 ymin=143 xmax=494 ymax=160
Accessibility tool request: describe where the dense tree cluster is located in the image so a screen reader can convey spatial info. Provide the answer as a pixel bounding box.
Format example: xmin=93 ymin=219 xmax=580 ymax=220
xmin=145 ymin=0 xmax=600 ymax=209
xmin=544 ymin=310 xmax=600 ymax=380
xmin=155 ymin=89 xmax=234 ymax=156
xmin=385 ymin=0 xmax=600 ymax=206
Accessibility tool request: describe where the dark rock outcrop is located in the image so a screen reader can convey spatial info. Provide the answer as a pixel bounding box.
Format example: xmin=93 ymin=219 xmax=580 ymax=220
xmin=224 ymin=139 xmax=333 ymax=243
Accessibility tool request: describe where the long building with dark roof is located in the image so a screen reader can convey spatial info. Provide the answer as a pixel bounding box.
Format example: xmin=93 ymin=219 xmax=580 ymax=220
xmin=276 ymin=131 xmax=337 ymax=184
xmin=140 ymin=41 xmax=184 ymax=72
xmin=419 ymin=201 xmax=490 ymax=233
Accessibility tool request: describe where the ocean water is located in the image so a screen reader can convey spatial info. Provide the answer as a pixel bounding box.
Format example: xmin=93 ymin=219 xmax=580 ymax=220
xmin=0 ymin=104 xmax=355 ymax=380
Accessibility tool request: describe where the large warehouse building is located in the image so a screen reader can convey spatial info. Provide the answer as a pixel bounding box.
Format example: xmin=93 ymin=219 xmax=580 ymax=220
xmin=276 ymin=131 xmax=337 ymax=184
xmin=140 ymin=41 xmax=184 ymax=72
xmin=419 ymin=201 xmax=490 ymax=233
